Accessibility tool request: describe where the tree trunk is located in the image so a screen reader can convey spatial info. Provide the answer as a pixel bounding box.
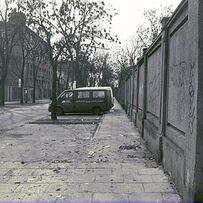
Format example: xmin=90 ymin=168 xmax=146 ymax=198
xmin=75 ymin=66 xmax=83 ymax=87
xmin=51 ymin=63 xmax=57 ymax=120
xmin=20 ymin=79 xmax=24 ymax=104
xmin=0 ymin=80 xmax=5 ymax=106
xmin=65 ymin=71 xmax=70 ymax=89
xmin=57 ymin=78 xmax=60 ymax=95
xmin=74 ymin=58 xmax=84 ymax=88
xmin=20 ymin=42 xmax=26 ymax=104
xmin=32 ymin=78 xmax=36 ymax=103
xmin=0 ymin=65 xmax=7 ymax=106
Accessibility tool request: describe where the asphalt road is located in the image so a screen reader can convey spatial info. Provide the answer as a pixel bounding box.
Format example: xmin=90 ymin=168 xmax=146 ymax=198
xmin=0 ymin=103 xmax=103 ymax=131
xmin=0 ymin=103 xmax=103 ymax=163
xmin=0 ymin=104 xmax=50 ymax=131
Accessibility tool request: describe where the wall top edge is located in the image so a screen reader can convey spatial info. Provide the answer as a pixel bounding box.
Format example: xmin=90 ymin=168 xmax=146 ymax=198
xmin=136 ymin=0 xmax=188 ymax=67
xmin=166 ymin=0 xmax=188 ymax=29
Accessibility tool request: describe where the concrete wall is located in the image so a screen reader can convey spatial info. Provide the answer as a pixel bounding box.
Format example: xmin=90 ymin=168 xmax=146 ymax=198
xmin=164 ymin=4 xmax=188 ymax=197
xmin=195 ymin=0 xmax=203 ymax=198
xmin=144 ymin=40 xmax=162 ymax=161
xmin=131 ymin=69 xmax=138 ymax=124
xmin=137 ymin=62 xmax=144 ymax=135
xmin=118 ymin=0 xmax=203 ymax=200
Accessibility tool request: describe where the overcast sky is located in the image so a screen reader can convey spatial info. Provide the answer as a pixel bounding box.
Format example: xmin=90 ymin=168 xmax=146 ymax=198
xmin=104 ymin=0 xmax=182 ymax=46
xmin=0 ymin=0 xmax=182 ymax=47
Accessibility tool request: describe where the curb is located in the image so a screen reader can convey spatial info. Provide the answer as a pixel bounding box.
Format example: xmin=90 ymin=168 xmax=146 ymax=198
xmin=92 ymin=114 xmax=105 ymax=138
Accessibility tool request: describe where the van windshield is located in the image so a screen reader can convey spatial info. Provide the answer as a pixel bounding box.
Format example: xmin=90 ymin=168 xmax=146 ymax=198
xmin=60 ymin=91 xmax=73 ymax=102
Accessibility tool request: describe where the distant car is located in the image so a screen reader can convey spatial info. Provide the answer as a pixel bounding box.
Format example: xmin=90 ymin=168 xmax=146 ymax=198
xmin=48 ymin=86 xmax=114 ymax=115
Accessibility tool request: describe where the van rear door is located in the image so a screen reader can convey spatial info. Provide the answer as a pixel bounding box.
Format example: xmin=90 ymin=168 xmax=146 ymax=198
xmin=92 ymin=90 xmax=107 ymax=110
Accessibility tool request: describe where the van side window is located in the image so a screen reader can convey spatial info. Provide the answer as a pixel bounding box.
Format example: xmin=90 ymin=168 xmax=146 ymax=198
xmin=77 ymin=91 xmax=90 ymax=99
xmin=93 ymin=91 xmax=105 ymax=98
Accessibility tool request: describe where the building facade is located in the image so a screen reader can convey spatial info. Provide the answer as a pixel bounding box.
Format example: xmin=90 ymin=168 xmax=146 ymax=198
xmin=2 ymin=13 xmax=52 ymax=103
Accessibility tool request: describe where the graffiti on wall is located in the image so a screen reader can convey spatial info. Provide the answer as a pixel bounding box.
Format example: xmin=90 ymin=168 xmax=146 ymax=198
xmin=138 ymin=67 xmax=144 ymax=109
xmin=188 ymin=62 xmax=195 ymax=135
xmin=170 ymin=61 xmax=187 ymax=88
xmin=168 ymin=61 xmax=187 ymax=131
xmin=148 ymin=71 xmax=161 ymax=116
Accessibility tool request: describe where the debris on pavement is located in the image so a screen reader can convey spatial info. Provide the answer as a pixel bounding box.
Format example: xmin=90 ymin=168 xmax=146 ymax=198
xmin=0 ymin=100 xmax=181 ymax=201
xmin=88 ymin=151 xmax=95 ymax=158
xmin=119 ymin=144 xmax=141 ymax=151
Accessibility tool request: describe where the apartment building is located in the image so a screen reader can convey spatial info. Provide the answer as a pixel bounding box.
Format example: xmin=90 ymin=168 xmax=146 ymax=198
xmin=1 ymin=12 xmax=52 ymax=102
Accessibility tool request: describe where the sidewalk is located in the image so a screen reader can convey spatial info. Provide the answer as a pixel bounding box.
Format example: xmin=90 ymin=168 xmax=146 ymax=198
xmin=0 ymin=100 xmax=181 ymax=202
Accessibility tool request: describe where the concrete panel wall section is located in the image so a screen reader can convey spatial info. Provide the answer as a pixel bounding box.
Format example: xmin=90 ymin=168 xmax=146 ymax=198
xmin=117 ymin=0 xmax=203 ymax=201
xmin=137 ymin=62 xmax=145 ymax=135
xmin=131 ymin=69 xmax=138 ymax=124
xmin=144 ymin=39 xmax=162 ymax=161
xmin=195 ymin=0 xmax=203 ymax=199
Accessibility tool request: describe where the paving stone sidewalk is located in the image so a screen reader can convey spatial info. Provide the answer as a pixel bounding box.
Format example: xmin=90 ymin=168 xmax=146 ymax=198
xmin=0 ymin=100 xmax=181 ymax=202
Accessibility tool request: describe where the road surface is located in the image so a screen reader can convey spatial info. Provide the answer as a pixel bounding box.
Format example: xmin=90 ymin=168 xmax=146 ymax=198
xmin=0 ymin=104 xmax=49 ymax=131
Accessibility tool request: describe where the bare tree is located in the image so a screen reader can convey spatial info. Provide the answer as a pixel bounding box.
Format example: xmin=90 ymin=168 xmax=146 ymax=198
xmin=0 ymin=0 xmax=18 ymax=106
xmin=87 ymin=52 xmax=117 ymax=87
xmin=25 ymin=31 xmax=48 ymax=103
xmin=19 ymin=0 xmax=117 ymax=120
xmin=61 ymin=0 xmax=118 ymax=87
xmin=116 ymin=5 xmax=174 ymax=89
xmin=136 ymin=5 xmax=173 ymax=50
xmin=20 ymin=0 xmax=73 ymax=120
xmin=10 ymin=12 xmax=29 ymax=104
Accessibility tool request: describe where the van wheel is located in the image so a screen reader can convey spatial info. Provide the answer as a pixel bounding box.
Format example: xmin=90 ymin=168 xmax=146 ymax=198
xmin=93 ymin=107 xmax=101 ymax=115
xmin=56 ymin=107 xmax=63 ymax=116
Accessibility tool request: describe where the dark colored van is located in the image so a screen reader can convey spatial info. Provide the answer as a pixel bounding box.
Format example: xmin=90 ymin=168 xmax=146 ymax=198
xmin=48 ymin=87 xmax=114 ymax=115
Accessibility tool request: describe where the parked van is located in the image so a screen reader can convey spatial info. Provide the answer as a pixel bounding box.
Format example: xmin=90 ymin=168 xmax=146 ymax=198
xmin=48 ymin=87 xmax=114 ymax=115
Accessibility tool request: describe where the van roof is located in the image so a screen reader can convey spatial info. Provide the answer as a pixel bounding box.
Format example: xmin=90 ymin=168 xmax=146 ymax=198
xmin=58 ymin=86 xmax=114 ymax=100
xmin=75 ymin=86 xmax=112 ymax=91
